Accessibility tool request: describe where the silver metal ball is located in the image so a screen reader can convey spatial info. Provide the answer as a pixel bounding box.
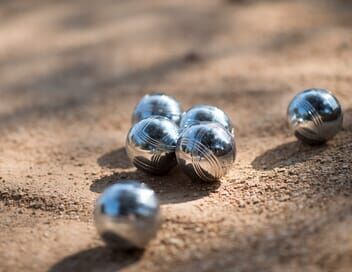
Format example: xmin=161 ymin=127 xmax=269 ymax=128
xmin=180 ymin=105 xmax=234 ymax=135
xmin=287 ymin=88 xmax=343 ymax=144
xmin=94 ymin=181 xmax=160 ymax=249
xmin=126 ymin=116 xmax=179 ymax=175
xmin=132 ymin=93 xmax=182 ymax=125
xmin=176 ymin=122 xmax=236 ymax=182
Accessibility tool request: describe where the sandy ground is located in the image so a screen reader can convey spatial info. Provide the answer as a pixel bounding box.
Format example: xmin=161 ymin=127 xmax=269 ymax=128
xmin=0 ymin=0 xmax=352 ymax=271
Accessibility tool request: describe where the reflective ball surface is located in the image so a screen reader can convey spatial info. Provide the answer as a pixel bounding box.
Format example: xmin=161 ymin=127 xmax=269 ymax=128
xmin=180 ymin=105 xmax=234 ymax=135
xmin=132 ymin=93 xmax=182 ymax=125
xmin=287 ymin=88 xmax=343 ymax=144
xmin=94 ymin=181 xmax=160 ymax=249
xmin=126 ymin=116 xmax=179 ymax=175
xmin=176 ymin=122 xmax=236 ymax=182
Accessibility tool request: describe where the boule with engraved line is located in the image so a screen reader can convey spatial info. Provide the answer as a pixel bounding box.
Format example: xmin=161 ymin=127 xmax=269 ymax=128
xmin=132 ymin=93 xmax=182 ymax=125
xmin=179 ymin=104 xmax=235 ymax=135
xmin=94 ymin=181 xmax=160 ymax=249
xmin=126 ymin=116 xmax=179 ymax=175
xmin=176 ymin=122 xmax=236 ymax=182
xmin=287 ymin=88 xmax=343 ymax=144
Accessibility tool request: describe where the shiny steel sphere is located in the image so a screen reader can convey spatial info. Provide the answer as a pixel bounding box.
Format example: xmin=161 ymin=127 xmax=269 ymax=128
xmin=126 ymin=116 xmax=179 ymax=175
xmin=176 ymin=122 xmax=236 ymax=182
xmin=132 ymin=93 xmax=182 ymax=125
xmin=94 ymin=181 xmax=160 ymax=249
xmin=180 ymin=105 xmax=234 ymax=135
xmin=287 ymin=88 xmax=343 ymax=144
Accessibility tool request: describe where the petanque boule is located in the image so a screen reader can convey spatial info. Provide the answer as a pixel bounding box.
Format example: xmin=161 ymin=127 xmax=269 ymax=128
xmin=287 ymin=88 xmax=343 ymax=144
xmin=132 ymin=93 xmax=182 ymax=125
xmin=179 ymin=104 xmax=235 ymax=135
xmin=176 ymin=122 xmax=236 ymax=182
xmin=126 ymin=116 xmax=179 ymax=175
xmin=94 ymin=181 xmax=160 ymax=249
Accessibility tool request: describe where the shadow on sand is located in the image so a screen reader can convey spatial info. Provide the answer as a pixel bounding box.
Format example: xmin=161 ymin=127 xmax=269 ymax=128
xmin=49 ymin=246 xmax=143 ymax=272
xmin=90 ymin=167 xmax=220 ymax=204
xmin=251 ymin=140 xmax=328 ymax=170
xmin=97 ymin=147 xmax=132 ymax=170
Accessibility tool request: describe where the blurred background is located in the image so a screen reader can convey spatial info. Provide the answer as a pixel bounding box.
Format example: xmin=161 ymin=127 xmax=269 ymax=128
xmin=0 ymin=0 xmax=352 ymax=271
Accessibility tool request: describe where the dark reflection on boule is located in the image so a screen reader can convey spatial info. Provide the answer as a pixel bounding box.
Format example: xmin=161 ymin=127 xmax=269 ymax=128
xmin=176 ymin=122 xmax=236 ymax=182
xmin=94 ymin=181 xmax=160 ymax=249
xmin=179 ymin=104 xmax=234 ymax=135
xmin=287 ymin=88 xmax=343 ymax=144
xmin=126 ymin=116 xmax=179 ymax=175
xmin=132 ymin=93 xmax=182 ymax=125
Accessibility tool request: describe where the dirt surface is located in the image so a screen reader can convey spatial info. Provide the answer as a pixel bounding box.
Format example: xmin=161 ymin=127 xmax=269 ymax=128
xmin=0 ymin=0 xmax=352 ymax=271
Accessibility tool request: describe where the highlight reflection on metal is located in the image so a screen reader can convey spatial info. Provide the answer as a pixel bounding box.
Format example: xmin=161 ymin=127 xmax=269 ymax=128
xmin=132 ymin=93 xmax=182 ymax=125
xmin=180 ymin=105 xmax=234 ymax=135
xmin=94 ymin=181 xmax=160 ymax=249
xmin=176 ymin=122 xmax=236 ymax=182
xmin=126 ymin=116 xmax=179 ymax=175
xmin=287 ymin=88 xmax=343 ymax=144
